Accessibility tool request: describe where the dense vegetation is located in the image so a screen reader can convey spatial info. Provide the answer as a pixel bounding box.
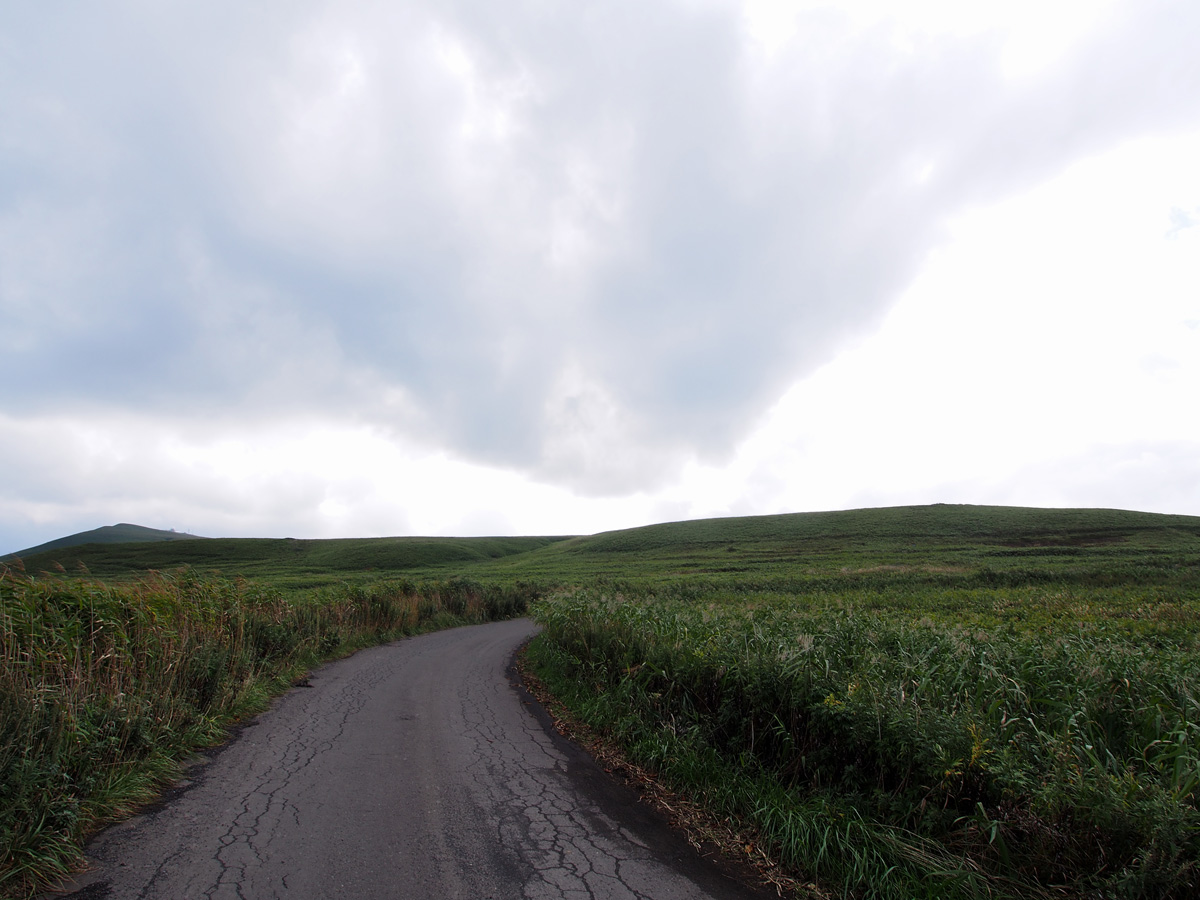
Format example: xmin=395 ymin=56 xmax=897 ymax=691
xmin=529 ymin=582 xmax=1199 ymax=898
xmin=3 ymin=504 xmax=1199 ymax=898
xmin=0 ymin=566 xmax=540 ymax=899
xmin=520 ymin=507 xmax=1200 ymax=898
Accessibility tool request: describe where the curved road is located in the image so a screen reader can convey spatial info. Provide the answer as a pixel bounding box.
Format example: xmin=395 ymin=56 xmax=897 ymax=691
xmin=54 ymin=619 xmax=771 ymax=899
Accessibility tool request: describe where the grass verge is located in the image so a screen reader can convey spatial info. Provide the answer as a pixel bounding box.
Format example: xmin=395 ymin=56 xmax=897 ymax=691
xmin=519 ymin=645 xmax=819 ymax=897
xmin=527 ymin=585 xmax=1200 ymax=899
xmin=0 ymin=566 xmax=542 ymax=900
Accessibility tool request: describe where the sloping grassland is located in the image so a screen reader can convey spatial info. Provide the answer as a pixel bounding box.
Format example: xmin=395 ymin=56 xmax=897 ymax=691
xmin=4 ymin=504 xmax=1200 ymax=899
xmin=11 ymin=535 xmax=566 ymax=588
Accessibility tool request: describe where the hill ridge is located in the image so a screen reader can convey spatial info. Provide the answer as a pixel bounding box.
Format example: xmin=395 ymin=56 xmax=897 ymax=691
xmin=3 ymin=523 xmax=206 ymax=561
xmin=6 ymin=504 xmax=1198 ymax=585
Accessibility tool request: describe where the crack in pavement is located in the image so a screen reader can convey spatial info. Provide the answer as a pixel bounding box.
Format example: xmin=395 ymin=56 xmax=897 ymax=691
xmin=48 ymin=620 xmax=770 ymax=900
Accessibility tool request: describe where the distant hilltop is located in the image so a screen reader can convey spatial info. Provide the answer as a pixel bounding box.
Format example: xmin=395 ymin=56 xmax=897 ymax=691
xmin=3 ymin=523 xmax=207 ymax=561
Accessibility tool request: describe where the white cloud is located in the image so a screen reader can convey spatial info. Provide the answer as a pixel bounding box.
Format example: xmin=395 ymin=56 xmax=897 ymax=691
xmin=665 ymin=129 xmax=1200 ymax=518
xmin=0 ymin=411 xmax=665 ymax=552
xmin=2 ymin=0 xmax=1199 ymax=552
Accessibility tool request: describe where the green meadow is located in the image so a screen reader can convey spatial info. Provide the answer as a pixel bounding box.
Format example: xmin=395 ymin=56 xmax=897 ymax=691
xmin=7 ymin=533 xmax=564 ymax=590
xmin=3 ymin=504 xmax=1199 ymax=898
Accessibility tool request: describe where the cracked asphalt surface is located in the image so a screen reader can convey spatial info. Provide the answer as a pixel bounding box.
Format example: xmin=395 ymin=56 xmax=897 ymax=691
xmin=52 ymin=619 xmax=772 ymax=899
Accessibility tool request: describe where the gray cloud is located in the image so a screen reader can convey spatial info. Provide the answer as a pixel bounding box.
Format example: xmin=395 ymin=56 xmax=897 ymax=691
xmin=3 ymin=0 xmax=1200 ymax=497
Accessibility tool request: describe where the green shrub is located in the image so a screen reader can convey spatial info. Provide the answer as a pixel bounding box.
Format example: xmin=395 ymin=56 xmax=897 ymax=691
xmin=531 ymin=585 xmax=1200 ymax=898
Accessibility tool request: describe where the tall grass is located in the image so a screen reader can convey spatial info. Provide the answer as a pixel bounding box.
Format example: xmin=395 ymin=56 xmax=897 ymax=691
xmin=529 ymin=586 xmax=1200 ymax=898
xmin=0 ymin=566 xmax=540 ymax=899
xmin=7 ymin=504 xmax=1198 ymax=897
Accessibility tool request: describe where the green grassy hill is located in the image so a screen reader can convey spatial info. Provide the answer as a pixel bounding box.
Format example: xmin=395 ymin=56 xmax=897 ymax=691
xmin=568 ymin=504 xmax=1200 ymax=552
xmin=8 ymin=534 xmax=569 ymax=586
xmin=8 ymin=505 xmax=1199 ymax=588
xmin=474 ymin=503 xmax=1200 ymax=581
xmin=4 ymin=524 xmax=205 ymax=561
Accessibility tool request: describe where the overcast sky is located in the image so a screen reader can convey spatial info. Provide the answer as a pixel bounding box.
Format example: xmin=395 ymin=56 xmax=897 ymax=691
xmin=3 ymin=0 xmax=1199 ymax=553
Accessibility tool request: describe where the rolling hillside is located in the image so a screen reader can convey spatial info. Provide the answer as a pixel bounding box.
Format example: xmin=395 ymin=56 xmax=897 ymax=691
xmin=3 ymin=523 xmax=205 ymax=561
xmin=7 ymin=504 xmax=1199 ymax=585
xmin=6 ymin=533 xmax=570 ymax=583
xmin=472 ymin=503 xmax=1200 ymax=581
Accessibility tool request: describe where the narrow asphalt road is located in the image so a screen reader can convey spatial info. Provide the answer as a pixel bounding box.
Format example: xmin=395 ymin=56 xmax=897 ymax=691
xmin=51 ymin=619 xmax=773 ymax=900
